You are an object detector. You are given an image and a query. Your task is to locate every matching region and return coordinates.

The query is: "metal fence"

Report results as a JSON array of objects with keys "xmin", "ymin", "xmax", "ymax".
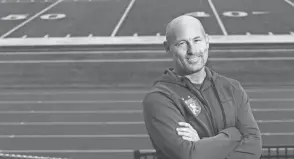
[{"xmin": 134, "ymin": 145, "xmax": 294, "ymax": 159}]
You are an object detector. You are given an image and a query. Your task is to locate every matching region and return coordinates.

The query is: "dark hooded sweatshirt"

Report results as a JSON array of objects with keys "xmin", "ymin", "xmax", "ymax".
[{"xmin": 142, "ymin": 67, "xmax": 262, "ymax": 159}]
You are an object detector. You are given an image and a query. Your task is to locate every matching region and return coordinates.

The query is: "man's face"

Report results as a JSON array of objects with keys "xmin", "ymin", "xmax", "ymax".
[{"xmin": 165, "ymin": 18, "xmax": 209, "ymax": 75}]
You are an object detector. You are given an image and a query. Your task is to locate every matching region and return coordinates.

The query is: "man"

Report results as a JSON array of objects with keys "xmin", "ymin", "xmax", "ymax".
[{"xmin": 142, "ymin": 14, "xmax": 262, "ymax": 159}]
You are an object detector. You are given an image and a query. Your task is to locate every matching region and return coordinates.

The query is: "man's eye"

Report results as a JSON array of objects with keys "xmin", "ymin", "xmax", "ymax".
[{"xmin": 177, "ymin": 42, "xmax": 186, "ymax": 46}]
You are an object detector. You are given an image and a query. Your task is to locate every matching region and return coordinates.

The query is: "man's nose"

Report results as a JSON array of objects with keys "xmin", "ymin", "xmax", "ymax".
[{"xmin": 187, "ymin": 43, "xmax": 199, "ymax": 55}]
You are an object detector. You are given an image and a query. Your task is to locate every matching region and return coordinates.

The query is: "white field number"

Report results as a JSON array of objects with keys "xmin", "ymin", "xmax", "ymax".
[{"xmin": 1, "ymin": 13, "xmax": 66, "ymax": 20}]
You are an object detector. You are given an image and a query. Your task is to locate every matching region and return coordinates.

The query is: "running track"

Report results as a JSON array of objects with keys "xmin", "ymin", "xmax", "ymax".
[
  {"xmin": 0, "ymin": 87, "xmax": 293, "ymax": 159},
  {"xmin": 0, "ymin": 44, "xmax": 293, "ymax": 159}
]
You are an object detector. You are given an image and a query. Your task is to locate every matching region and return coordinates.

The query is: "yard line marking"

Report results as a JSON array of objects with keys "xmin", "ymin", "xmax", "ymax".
[
  {"xmin": 207, "ymin": 0, "xmax": 228, "ymax": 35},
  {"xmin": 65, "ymin": 34, "xmax": 71, "ymax": 38},
  {"xmin": 0, "ymin": 121, "xmax": 145, "ymax": 125},
  {"xmin": 21, "ymin": 35, "xmax": 27, "ymax": 39},
  {"xmin": 0, "ymin": 0, "xmax": 64, "ymax": 38},
  {"xmin": 268, "ymin": 32, "xmax": 274, "ymax": 35},
  {"xmin": 1, "ymin": 48, "xmax": 294, "ymax": 55},
  {"xmin": 44, "ymin": 34, "xmax": 49, "ymax": 38},
  {"xmin": 290, "ymin": 32, "xmax": 294, "ymax": 35},
  {"xmin": 0, "ymin": 110, "xmax": 142, "ymax": 114},
  {"xmin": 284, "ymin": 0, "xmax": 294, "ymax": 7},
  {"xmin": 0, "ymin": 57, "xmax": 293, "ymax": 63},
  {"xmin": 133, "ymin": 33, "xmax": 138, "ymax": 36},
  {"xmin": 246, "ymin": 32, "xmax": 251, "ymax": 36},
  {"xmin": 111, "ymin": 0, "xmax": 136, "ymax": 36},
  {"xmin": 0, "ymin": 134, "xmax": 149, "ymax": 138}
]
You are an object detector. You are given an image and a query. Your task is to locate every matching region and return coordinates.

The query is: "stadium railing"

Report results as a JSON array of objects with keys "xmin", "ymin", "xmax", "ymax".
[{"xmin": 134, "ymin": 145, "xmax": 294, "ymax": 159}]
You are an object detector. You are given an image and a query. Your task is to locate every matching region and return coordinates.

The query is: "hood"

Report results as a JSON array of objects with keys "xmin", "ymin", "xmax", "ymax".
[{"xmin": 154, "ymin": 67, "xmax": 219, "ymax": 90}]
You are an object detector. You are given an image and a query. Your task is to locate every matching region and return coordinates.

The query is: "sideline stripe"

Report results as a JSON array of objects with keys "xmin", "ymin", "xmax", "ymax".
[
  {"xmin": 207, "ymin": 0, "xmax": 228, "ymax": 35},
  {"xmin": 111, "ymin": 0, "xmax": 136, "ymax": 36},
  {"xmin": 0, "ymin": 0, "xmax": 64, "ymax": 38},
  {"xmin": 0, "ymin": 57, "xmax": 292, "ymax": 63},
  {"xmin": 284, "ymin": 0, "xmax": 294, "ymax": 7},
  {"xmin": 1, "ymin": 35, "xmax": 294, "ymax": 46}
]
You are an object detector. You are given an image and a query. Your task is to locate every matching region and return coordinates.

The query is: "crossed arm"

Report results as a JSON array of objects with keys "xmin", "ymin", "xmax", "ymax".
[{"xmin": 143, "ymin": 87, "xmax": 262, "ymax": 159}]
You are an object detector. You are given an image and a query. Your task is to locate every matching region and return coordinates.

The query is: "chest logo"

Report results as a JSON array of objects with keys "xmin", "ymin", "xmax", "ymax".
[{"xmin": 182, "ymin": 96, "xmax": 201, "ymax": 116}]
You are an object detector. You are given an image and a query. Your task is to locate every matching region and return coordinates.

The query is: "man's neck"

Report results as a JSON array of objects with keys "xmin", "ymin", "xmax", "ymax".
[{"xmin": 185, "ymin": 68, "xmax": 206, "ymax": 84}]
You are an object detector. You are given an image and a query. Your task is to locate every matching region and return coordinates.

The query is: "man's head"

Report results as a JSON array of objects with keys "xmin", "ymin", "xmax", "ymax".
[{"xmin": 164, "ymin": 15, "xmax": 209, "ymax": 75}]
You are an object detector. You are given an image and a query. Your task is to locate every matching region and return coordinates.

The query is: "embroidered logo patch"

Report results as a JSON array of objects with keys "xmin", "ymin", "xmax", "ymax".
[{"xmin": 182, "ymin": 96, "xmax": 201, "ymax": 116}]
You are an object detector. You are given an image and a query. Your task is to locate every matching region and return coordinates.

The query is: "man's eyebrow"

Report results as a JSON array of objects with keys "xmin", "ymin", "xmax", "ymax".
[{"xmin": 193, "ymin": 36, "xmax": 201, "ymax": 39}]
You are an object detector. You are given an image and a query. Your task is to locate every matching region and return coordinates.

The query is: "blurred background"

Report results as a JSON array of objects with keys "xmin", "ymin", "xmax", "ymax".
[{"xmin": 0, "ymin": 0, "xmax": 294, "ymax": 158}]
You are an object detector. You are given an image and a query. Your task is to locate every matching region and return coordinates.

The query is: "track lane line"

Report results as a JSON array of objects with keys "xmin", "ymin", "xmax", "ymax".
[
  {"xmin": 0, "ymin": 0, "xmax": 64, "ymax": 38},
  {"xmin": 0, "ymin": 134, "xmax": 149, "ymax": 138},
  {"xmin": 0, "ymin": 120, "xmax": 292, "ymax": 125},
  {"xmin": 0, "ymin": 110, "xmax": 142, "ymax": 114},
  {"xmin": 0, "ymin": 87, "xmax": 294, "ymax": 95},
  {"xmin": 207, "ymin": 0, "xmax": 228, "ymax": 35},
  {"xmin": 1, "ymin": 48, "xmax": 294, "ymax": 55},
  {"xmin": 0, "ymin": 121, "xmax": 145, "ymax": 125},
  {"xmin": 0, "ymin": 98, "xmax": 293, "ymax": 104},
  {"xmin": 111, "ymin": 0, "xmax": 136, "ymax": 36},
  {"xmin": 0, "ymin": 57, "xmax": 293, "ymax": 63},
  {"xmin": 0, "ymin": 133, "xmax": 293, "ymax": 138}
]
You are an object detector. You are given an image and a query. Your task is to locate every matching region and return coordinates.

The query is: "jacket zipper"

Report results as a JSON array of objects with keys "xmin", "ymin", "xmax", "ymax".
[{"xmin": 183, "ymin": 78, "xmax": 218, "ymax": 135}]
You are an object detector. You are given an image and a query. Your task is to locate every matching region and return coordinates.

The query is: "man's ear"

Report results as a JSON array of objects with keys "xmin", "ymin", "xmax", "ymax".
[{"xmin": 163, "ymin": 41, "xmax": 170, "ymax": 52}]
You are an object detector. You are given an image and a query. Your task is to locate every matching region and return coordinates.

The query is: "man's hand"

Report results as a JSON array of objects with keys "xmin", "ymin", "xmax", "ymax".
[{"xmin": 177, "ymin": 122, "xmax": 200, "ymax": 142}]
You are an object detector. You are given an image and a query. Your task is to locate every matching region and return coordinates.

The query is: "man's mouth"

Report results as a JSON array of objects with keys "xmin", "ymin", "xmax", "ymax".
[{"xmin": 187, "ymin": 56, "xmax": 201, "ymax": 63}]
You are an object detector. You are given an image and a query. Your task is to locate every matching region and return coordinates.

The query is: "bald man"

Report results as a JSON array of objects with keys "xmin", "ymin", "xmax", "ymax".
[{"xmin": 142, "ymin": 14, "xmax": 262, "ymax": 159}]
